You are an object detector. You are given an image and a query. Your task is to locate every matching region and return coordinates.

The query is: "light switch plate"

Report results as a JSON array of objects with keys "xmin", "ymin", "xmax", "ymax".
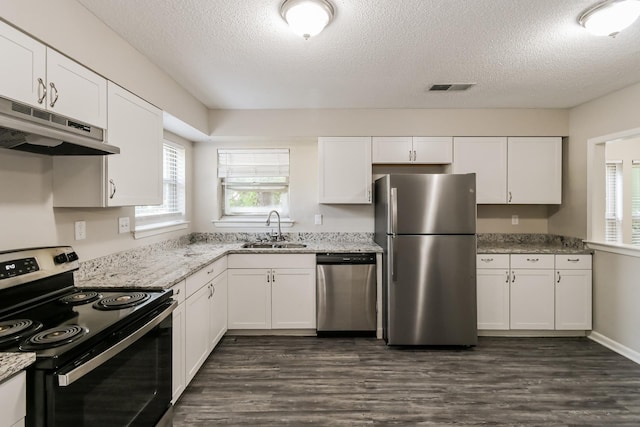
[
  {"xmin": 512, "ymin": 215, "xmax": 519, "ymax": 225},
  {"xmin": 118, "ymin": 217, "xmax": 130, "ymax": 234},
  {"xmin": 314, "ymin": 214, "xmax": 323, "ymax": 225}
]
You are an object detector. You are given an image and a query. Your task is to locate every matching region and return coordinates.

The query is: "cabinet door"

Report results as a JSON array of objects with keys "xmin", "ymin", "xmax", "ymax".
[
  {"xmin": 413, "ymin": 137, "xmax": 453, "ymax": 164},
  {"xmin": 318, "ymin": 137, "xmax": 372, "ymax": 204},
  {"xmin": 508, "ymin": 137, "xmax": 562, "ymax": 204},
  {"xmin": 209, "ymin": 272, "xmax": 228, "ymax": 350},
  {"xmin": 510, "ymin": 269, "xmax": 555, "ymax": 329},
  {"xmin": 271, "ymin": 268, "xmax": 316, "ymax": 329},
  {"xmin": 371, "ymin": 137, "xmax": 412, "ymax": 164},
  {"xmin": 555, "ymin": 269, "xmax": 592, "ymax": 330},
  {"xmin": 171, "ymin": 300, "xmax": 186, "ymax": 404},
  {"xmin": 453, "ymin": 137, "xmax": 507, "ymax": 204},
  {"xmin": 477, "ymin": 269, "xmax": 510, "ymax": 330},
  {"xmin": 0, "ymin": 371, "xmax": 26, "ymax": 427},
  {"xmin": 106, "ymin": 82, "xmax": 163, "ymax": 206},
  {"xmin": 227, "ymin": 269, "xmax": 271, "ymax": 329},
  {"xmin": 185, "ymin": 284, "xmax": 211, "ymax": 383},
  {"xmin": 0, "ymin": 21, "xmax": 46, "ymax": 108},
  {"xmin": 45, "ymin": 48, "xmax": 107, "ymax": 128}
]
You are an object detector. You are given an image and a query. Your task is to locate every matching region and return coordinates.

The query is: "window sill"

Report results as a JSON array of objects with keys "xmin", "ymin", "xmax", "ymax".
[
  {"xmin": 584, "ymin": 240, "xmax": 640, "ymax": 258},
  {"xmin": 134, "ymin": 220, "xmax": 189, "ymax": 239},
  {"xmin": 212, "ymin": 217, "xmax": 295, "ymax": 228}
]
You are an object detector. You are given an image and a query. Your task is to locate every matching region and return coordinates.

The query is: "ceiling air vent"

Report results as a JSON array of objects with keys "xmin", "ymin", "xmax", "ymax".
[{"xmin": 427, "ymin": 83, "xmax": 475, "ymax": 92}]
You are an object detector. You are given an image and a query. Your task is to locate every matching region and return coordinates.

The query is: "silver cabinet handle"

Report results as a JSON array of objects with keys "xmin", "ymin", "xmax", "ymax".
[
  {"xmin": 526, "ymin": 258, "xmax": 539, "ymax": 262},
  {"xmin": 58, "ymin": 300, "xmax": 176, "ymax": 386},
  {"xmin": 511, "ymin": 272, "xmax": 516, "ymax": 283},
  {"xmin": 557, "ymin": 271, "xmax": 561, "ymax": 283},
  {"xmin": 49, "ymin": 82, "xmax": 59, "ymax": 107},
  {"xmin": 175, "ymin": 288, "xmax": 180, "ymax": 295},
  {"xmin": 508, "ymin": 192, "xmax": 512, "ymax": 203},
  {"xmin": 37, "ymin": 78, "xmax": 47, "ymax": 104},
  {"xmin": 207, "ymin": 268, "xmax": 215, "ymax": 275},
  {"xmin": 266, "ymin": 271, "xmax": 270, "ymax": 283},
  {"xmin": 367, "ymin": 189, "xmax": 371, "ymax": 203},
  {"xmin": 109, "ymin": 179, "xmax": 116, "ymax": 199},
  {"xmin": 505, "ymin": 271, "xmax": 509, "ymax": 283},
  {"xmin": 409, "ymin": 150, "xmax": 412, "ymax": 161},
  {"xmin": 413, "ymin": 150, "xmax": 417, "ymax": 161},
  {"xmin": 480, "ymin": 258, "xmax": 494, "ymax": 262},
  {"xmin": 567, "ymin": 258, "xmax": 579, "ymax": 262},
  {"xmin": 272, "ymin": 271, "xmax": 276, "ymax": 283},
  {"xmin": 212, "ymin": 285, "xmax": 216, "ymax": 296}
]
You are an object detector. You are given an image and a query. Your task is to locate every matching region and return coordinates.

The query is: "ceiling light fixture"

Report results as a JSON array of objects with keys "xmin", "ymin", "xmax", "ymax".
[
  {"xmin": 578, "ymin": 0, "xmax": 640, "ymax": 37},
  {"xmin": 280, "ymin": 0, "xmax": 335, "ymax": 40}
]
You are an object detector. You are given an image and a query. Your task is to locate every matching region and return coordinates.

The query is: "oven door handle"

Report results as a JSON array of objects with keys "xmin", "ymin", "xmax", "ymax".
[{"xmin": 57, "ymin": 300, "xmax": 177, "ymax": 387}]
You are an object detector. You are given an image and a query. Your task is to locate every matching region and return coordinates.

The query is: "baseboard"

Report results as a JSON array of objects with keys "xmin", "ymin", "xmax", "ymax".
[
  {"xmin": 225, "ymin": 329, "xmax": 316, "ymax": 336},
  {"xmin": 588, "ymin": 331, "xmax": 640, "ymax": 365},
  {"xmin": 478, "ymin": 330, "xmax": 587, "ymax": 337}
]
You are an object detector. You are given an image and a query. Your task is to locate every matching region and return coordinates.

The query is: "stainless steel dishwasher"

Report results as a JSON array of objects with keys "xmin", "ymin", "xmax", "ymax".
[{"xmin": 316, "ymin": 253, "xmax": 376, "ymax": 334}]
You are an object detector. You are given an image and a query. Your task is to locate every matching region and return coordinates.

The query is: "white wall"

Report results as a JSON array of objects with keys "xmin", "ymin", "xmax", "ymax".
[
  {"xmin": 553, "ymin": 81, "xmax": 640, "ymax": 359},
  {"xmin": 0, "ymin": 0, "xmax": 208, "ymax": 134},
  {"xmin": 0, "ymin": 131, "xmax": 194, "ymax": 261}
]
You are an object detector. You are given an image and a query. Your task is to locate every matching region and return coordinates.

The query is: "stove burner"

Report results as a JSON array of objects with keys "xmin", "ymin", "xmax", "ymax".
[
  {"xmin": 93, "ymin": 292, "xmax": 151, "ymax": 310},
  {"xmin": 20, "ymin": 325, "xmax": 88, "ymax": 350},
  {"xmin": 0, "ymin": 319, "xmax": 43, "ymax": 346},
  {"xmin": 59, "ymin": 291, "xmax": 101, "ymax": 305}
]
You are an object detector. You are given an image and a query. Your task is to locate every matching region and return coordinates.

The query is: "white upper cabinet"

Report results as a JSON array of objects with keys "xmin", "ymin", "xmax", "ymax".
[
  {"xmin": 453, "ymin": 137, "xmax": 508, "ymax": 204},
  {"xmin": 0, "ymin": 21, "xmax": 107, "ymax": 128},
  {"xmin": 0, "ymin": 21, "xmax": 46, "ymax": 107},
  {"xmin": 453, "ymin": 136, "xmax": 562, "ymax": 204},
  {"xmin": 318, "ymin": 137, "xmax": 372, "ymax": 204},
  {"xmin": 53, "ymin": 82, "xmax": 162, "ymax": 207},
  {"xmin": 45, "ymin": 49, "xmax": 107, "ymax": 128},
  {"xmin": 372, "ymin": 137, "xmax": 452, "ymax": 164},
  {"xmin": 507, "ymin": 137, "xmax": 562, "ymax": 204}
]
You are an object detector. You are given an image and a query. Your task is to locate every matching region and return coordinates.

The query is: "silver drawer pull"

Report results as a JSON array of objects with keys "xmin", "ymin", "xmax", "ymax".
[
  {"xmin": 480, "ymin": 258, "xmax": 494, "ymax": 262},
  {"xmin": 526, "ymin": 258, "xmax": 539, "ymax": 262},
  {"xmin": 567, "ymin": 258, "xmax": 580, "ymax": 262}
]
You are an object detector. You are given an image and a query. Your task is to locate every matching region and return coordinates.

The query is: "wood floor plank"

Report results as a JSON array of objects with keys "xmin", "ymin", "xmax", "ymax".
[{"xmin": 174, "ymin": 336, "xmax": 640, "ymax": 425}]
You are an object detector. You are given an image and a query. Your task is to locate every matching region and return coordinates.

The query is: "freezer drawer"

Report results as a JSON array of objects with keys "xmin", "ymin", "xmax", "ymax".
[{"xmin": 316, "ymin": 254, "xmax": 376, "ymax": 332}]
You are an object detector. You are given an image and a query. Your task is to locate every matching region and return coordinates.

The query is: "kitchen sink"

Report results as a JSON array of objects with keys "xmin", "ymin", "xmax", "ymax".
[{"xmin": 242, "ymin": 242, "xmax": 307, "ymax": 249}]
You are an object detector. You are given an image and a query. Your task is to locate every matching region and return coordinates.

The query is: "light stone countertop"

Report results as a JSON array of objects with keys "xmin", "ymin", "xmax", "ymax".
[
  {"xmin": 75, "ymin": 240, "xmax": 383, "ymax": 290},
  {"xmin": 0, "ymin": 352, "xmax": 36, "ymax": 383},
  {"xmin": 477, "ymin": 243, "xmax": 593, "ymax": 254}
]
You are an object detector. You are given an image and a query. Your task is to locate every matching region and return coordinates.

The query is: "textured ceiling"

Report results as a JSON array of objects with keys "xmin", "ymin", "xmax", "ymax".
[{"xmin": 76, "ymin": 0, "xmax": 640, "ymax": 110}]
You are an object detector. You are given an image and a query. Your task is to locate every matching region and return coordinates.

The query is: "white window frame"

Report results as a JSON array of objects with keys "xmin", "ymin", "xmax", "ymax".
[
  {"xmin": 586, "ymin": 126, "xmax": 640, "ymax": 257},
  {"xmin": 605, "ymin": 160, "xmax": 622, "ymax": 243},
  {"xmin": 632, "ymin": 160, "xmax": 640, "ymax": 245},
  {"xmin": 134, "ymin": 140, "xmax": 188, "ymax": 238},
  {"xmin": 214, "ymin": 148, "xmax": 294, "ymax": 227}
]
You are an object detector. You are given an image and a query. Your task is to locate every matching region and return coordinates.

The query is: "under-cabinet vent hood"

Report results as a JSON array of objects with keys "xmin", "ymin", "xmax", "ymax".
[{"xmin": 0, "ymin": 96, "xmax": 119, "ymax": 156}]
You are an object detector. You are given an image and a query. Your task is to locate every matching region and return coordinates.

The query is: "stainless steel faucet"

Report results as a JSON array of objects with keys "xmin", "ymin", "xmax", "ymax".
[{"xmin": 266, "ymin": 210, "xmax": 283, "ymax": 241}]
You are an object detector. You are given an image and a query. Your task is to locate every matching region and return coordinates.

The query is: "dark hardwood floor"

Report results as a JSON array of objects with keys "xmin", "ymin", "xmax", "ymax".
[{"xmin": 173, "ymin": 336, "xmax": 640, "ymax": 425}]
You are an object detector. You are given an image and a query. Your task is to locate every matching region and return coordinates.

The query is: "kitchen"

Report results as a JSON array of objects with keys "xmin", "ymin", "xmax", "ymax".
[{"xmin": 1, "ymin": 0, "xmax": 640, "ymax": 425}]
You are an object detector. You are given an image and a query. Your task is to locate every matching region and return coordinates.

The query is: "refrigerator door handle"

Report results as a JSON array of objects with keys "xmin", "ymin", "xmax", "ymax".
[
  {"xmin": 391, "ymin": 235, "xmax": 398, "ymax": 282},
  {"xmin": 390, "ymin": 187, "xmax": 398, "ymax": 237}
]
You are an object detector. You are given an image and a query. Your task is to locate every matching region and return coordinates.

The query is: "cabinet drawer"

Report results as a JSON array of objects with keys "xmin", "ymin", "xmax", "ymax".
[
  {"xmin": 510, "ymin": 254, "xmax": 554, "ymax": 269},
  {"xmin": 228, "ymin": 254, "xmax": 315, "ymax": 269},
  {"xmin": 477, "ymin": 254, "xmax": 509, "ymax": 269},
  {"xmin": 186, "ymin": 256, "xmax": 227, "ymax": 297},
  {"xmin": 170, "ymin": 280, "xmax": 186, "ymax": 305},
  {"xmin": 555, "ymin": 254, "xmax": 592, "ymax": 270}
]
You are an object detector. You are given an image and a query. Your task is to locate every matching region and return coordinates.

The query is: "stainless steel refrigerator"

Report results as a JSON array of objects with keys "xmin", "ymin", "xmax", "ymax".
[{"xmin": 374, "ymin": 173, "xmax": 477, "ymax": 346}]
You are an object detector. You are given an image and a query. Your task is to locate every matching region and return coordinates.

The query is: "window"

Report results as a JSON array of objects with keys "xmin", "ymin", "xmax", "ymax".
[
  {"xmin": 136, "ymin": 141, "xmax": 186, "ymax": 228},
  {"xmin": 632, "ymin": 160, "xmax": 640, "ymax": 245},
  {"xmin": 218, "ymin": 149, "xmax": 290, "ymax": 218},
  {"xmin": 605, "ymin": 160, "xmax": 622, "ymax": 243}
]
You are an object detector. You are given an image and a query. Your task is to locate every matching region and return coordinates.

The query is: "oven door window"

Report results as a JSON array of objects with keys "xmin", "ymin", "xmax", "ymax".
[{"xmin": 47, "ymin": 316, "xmax": 171, "ymax": 427}]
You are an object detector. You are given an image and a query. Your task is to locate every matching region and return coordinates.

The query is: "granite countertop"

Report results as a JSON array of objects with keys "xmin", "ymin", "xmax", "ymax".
[
  {"xmin": 75, "ymin": 240, "xmax": 382, "ymax": 290},
  {"xmin": 0, "ymin": 352, "xmax": 36, "ymax": 383},
  {"xmin": 477, "ymin": 243, "xmax": 593, "ymax": 254}
]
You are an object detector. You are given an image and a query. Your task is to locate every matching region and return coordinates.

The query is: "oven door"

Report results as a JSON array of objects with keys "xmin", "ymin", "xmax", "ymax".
[{"xmin": 30, "ymin": 301, "xmax": 175, "ymax": 427}]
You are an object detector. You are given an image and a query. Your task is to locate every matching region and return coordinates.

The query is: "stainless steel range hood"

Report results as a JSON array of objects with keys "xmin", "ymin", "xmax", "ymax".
[{"xmin": 0, "ymin": 96, "xmax": 119, "ymax": 156}]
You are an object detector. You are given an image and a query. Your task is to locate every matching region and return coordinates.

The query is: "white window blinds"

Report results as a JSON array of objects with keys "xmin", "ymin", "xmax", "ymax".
[
  {"xmin": 632, "ymin": 160, "xmax": 640, "ymax": 246},
  {"xmin": 136, "ymin": 141, "xmax": 186, "ymax": 220},
  {"xmin": 605, "ymin": 161, "xmax": 622, "ymax": 243},
  {"xmin": 218, "ymin": 149, "xmax": 289, "ymax": 178}
]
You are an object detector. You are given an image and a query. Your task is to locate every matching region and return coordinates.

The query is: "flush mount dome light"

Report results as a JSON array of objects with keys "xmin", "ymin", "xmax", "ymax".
[
  {"xmin": 579, "ymin": 0, "xmax": 640, "ymax": 36},
  {"xmin": 280, "ymin": 0, "xmax": 335, "ymax": 39}
]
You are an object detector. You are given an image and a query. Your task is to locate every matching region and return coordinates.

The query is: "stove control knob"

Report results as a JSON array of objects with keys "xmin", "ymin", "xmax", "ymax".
[
  {"xmin": 66, "ymin": 252, "xmax": 79, "ymax": 262},
  {"xmin": 54, "ymin": 253, "xmax": 69, "ymax": 264}
]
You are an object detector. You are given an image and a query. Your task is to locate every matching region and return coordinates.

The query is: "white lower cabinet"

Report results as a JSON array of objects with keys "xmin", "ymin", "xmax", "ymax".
[
  {"xmin": 227, "ymin": 254, "xmax": 316, "ymax": 330},
  {"xmin": 477, "ymin": 253, "xmax": 592, "ymax": 332},
  {"xmin": 170, "ymin": 281, "xmax": 186, "ymax": 405},
  {"xmin": 0, "ymin": 371, "xmax": 26, "ymax": 427}
]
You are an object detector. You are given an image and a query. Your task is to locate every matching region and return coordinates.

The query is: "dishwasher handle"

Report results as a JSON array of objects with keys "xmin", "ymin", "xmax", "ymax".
[{"xmin": 316, "ymin": 253, "xmax": 376, "ymax": 265}]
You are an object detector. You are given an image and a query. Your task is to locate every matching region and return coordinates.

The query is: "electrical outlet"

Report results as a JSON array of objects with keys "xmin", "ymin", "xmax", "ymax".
[
  {"xmin": 314, "ymin": 214, "xmax": 323, "ymax": 225},
  {"xmin": 118, "ymin": 217, "xmax": 130, "ymax": 234},
  {"xmin": 512, "ymin": 215, "xmax": 519, "ymax": 225},
  {"xmin": 74, "ymin": 221, "xmax": 86, "ymax": 240}
]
